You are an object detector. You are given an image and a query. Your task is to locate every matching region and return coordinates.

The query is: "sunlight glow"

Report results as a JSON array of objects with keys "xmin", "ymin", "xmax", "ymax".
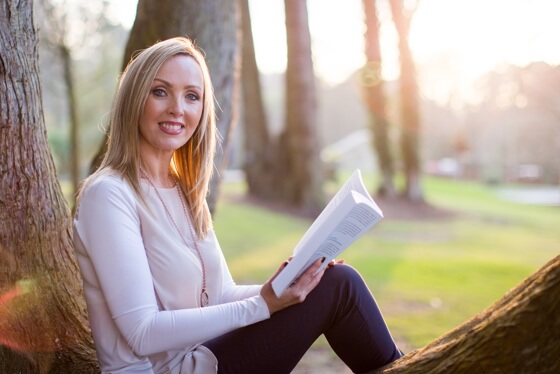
[
  {"xmin": 247, "ymin": 0, "xmax": 287, "ymax": 75},
  {"xmin": 307, "ymin": 0, "xmax": 367, "ymax": 85},
  {"xmin": 106, "ymin": 0, "xmax": 137, "ymax": 28},
  {"xmin": 0, "ymin": 279, "xmax": 38, "ymax": 352},
  {"xmin": 109, "ymin": 0, "xmax": 560, "ymax": 96},
  {"xmin": 411, "ymin": 0, "xmax": 560, "ymax": 104}
]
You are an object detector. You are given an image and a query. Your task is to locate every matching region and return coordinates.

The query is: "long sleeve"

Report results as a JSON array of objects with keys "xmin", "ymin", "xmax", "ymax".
[
  {"xmin": 218, "ymin": 250, "xmax": 263, "ymax": 303},
  {"xmin": 74, "ymin": 175, "xmax": 269, "ymax": 372}
]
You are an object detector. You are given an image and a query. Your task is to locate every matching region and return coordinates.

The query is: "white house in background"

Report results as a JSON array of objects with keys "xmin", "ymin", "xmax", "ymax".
[{"xmin": 320, "ymin": 129, "xmax": 377, "ymax": 174}]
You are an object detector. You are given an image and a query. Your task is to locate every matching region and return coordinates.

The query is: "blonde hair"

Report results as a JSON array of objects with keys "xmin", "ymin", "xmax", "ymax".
[{"xmin": 78, "ymin": 37, "xmax": 217, "ymax": 238}]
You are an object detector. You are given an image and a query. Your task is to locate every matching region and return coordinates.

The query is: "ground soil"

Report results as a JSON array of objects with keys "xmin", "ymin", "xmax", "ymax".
[
  {"xmin": 239, "ymin": 193, "xmax": 455, "ymax": 222},
  {"xmin": 293, "ymin": 346, "xmax": 352, "ymax": 373}
]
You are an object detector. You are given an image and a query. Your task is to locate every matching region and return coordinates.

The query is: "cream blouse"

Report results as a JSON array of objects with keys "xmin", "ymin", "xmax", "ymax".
[{"xmin": 73, "ymin": 174, "xmax": 270, "ymax": 373}]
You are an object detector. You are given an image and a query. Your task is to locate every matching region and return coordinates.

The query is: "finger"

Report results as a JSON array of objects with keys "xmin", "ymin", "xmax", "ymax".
[
  {"xmin": 328, "ymin": 259, "xmax": 345, "ymax": 268},
  {"xmin": 302, "ymin": 259, "xmax": 325, "ymax": 285},
  {"xmin": 270, "ymin": 260, "xmax": 289, "ymax": 281},
  {"xmin": 302, "ymin": 265, "xmax": 325, "ymax": 295}
]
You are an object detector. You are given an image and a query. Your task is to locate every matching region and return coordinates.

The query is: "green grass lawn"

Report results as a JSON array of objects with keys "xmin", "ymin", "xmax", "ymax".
[
  {"xmin": 214, "ymin": 175, "xmax": 559, "ymax": 351},
  {"xmin": 61, "ymin": 173, "xmax": 558, "ymax": 352}
]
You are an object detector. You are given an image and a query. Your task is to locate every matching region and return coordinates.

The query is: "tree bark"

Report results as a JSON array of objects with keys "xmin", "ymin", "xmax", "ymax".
[
  {"xmin": 388, "ymin": 0, "xmax": 423, "ymax": 202},
  {"xmin": 378, "ymin": 255, "xmax": 560, "ymax": 373},
  {"xmin": 0, "ymin": 0, "xmax": 97, "ymax": 372},
  {"xmin": 89, "ymin": 0, "xmax": 241, "ymax": 214},
  {"xmin": 61, "ymin": 45, "xmax": 80, "ymax": 206},
  {"xmin": 280, "ymin": 0, "xmax": 323, "ymax": 213},
  {"xmin": 2, "ymin": 1, "xmax": 558, "ymax": 372},
  {"xmin": 238, "ymin": 0, "xmax": 325, "ymax": 212},
  {"xmin": 362, "ymin": 0, "xmax": 396, "ymax": 198}
]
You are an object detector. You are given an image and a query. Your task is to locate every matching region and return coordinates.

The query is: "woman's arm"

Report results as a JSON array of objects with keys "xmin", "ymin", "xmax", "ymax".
[
  {"xmin": 218, "ymin": 248, "xmax": 263, "ymax": 303},
  {"xmin": 75, "ymin": 177, "xmax": 269, "ymax": 357}
]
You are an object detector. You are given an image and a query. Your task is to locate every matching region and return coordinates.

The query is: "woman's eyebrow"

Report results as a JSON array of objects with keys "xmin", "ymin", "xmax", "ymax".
[
  {"xmin": 153, "ymin": 77, "xmax": 172, "ymax": 86},
  {"xmin": 153, "ymin": 77, "xmax": 202, "ymax": 90}
]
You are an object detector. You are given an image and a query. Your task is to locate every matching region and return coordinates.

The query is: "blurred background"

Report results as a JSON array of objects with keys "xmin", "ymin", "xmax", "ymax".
[
  {"xmin": 34, "ymin": 0, "xmax": 559, "ymax": 371},
  {"xmin": 39, "ymin": 0, "xmax": 560, "ymax": 193}
]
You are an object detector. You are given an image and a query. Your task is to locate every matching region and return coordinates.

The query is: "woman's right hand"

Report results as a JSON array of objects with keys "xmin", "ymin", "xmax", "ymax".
[{"xmin": 260, "ymin": 258, "xmax": 326, "ymax": 314}]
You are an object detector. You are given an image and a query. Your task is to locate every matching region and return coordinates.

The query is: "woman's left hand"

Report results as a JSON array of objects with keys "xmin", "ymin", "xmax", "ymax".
[{"xmin": 260, "ymin": 258, "xmax": 325, "ymax": 315}]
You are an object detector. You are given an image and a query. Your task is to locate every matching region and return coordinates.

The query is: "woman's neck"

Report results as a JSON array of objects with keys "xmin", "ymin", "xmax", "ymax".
[{"xmin": 140, "ymin": 158, "xmax": 175, "ymax": 188}]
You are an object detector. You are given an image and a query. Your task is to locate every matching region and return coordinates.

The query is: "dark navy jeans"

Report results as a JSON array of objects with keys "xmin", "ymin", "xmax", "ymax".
[{"xmin": 203, "ymin": 264, "xmax": 403, "ymax": 373}]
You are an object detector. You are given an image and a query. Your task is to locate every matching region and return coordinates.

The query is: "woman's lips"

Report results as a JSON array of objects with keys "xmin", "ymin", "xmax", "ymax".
[{"xmin": 159, "ymin": 121, "xmax": 184, "ymax": 135}]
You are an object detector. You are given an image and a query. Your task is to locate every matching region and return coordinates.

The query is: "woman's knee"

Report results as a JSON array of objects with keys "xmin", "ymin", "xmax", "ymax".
[
  {"xmin": 322, "ymin": 263, "xmax": 364, "ymax": 286},
  {"xmin": 318, "ymin": 264, "xmax": 370, "ymax": 300}
]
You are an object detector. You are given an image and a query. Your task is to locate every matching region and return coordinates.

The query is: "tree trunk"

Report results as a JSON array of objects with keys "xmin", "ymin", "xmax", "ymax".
[
  {"xmin": 388, "ymin": 0, "xmax": 423, "ymax": 202},
  {"xmin": 61, "ymin": 45, "xmax": 80, "ymax": 206},
  {"xmin": 362, "ymin": 0, "xmax": 396, "ymax": 198},
  {"xmin": 240, "ymin": 0, "xmax": 279, "ymax": 199},
  {"xmin": 0, "ymin": 1, "xmax": 97, "ymax": 372},
  {"xmin": 35, "ymin": 0, "xmax": 89, "ymax": 206},
  {"xmin": 378, "ymin": 255, "xmax": 560, "ymax": 373},
  {"xmin": 239, "ymin": 0, "xmax": 325, "ymax": 212},
  {"xmin": 90, "ymin": 0, "xmax": 241, "ymax": 214},
  {"xmin": 280, "ymin": 0, "xmax": 323, "ymax": 213},
  {"xmin": 2, "ymin": 2, "xmax": 558, "ymax": 372}
]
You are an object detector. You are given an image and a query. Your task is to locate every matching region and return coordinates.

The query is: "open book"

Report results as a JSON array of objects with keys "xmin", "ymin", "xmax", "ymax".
[{"xmin": 271, "ymin": 169, "xmax": 383, "ymax": 297}]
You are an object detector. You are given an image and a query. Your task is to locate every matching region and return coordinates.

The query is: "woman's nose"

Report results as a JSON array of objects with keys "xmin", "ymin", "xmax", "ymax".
[{"xmin": 167, "ymin": 97, "xmax": 184, "ymax": 116}]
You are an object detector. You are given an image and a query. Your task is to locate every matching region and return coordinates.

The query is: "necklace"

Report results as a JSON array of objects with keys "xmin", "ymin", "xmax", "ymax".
[{"xmin": 140, "ymin": 168, "xmax": 209, "ymax": 307}]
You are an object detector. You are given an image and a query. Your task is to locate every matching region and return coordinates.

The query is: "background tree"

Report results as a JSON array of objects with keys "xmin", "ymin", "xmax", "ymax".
[
  {"xmin": 472, "ymin": 63, "xmax": 560, "ymax": 183},
  {"xmin": 240, "ymin": 0, "xmax": 277, "ymax": 199},
  {"xmin": 3, "ymin": 1, "xmax": 558, "ymax": 372},
  {"xmin": 389, "ymin": 0, "xmax": 424, "ymax": 201},
  {"xmin": 35, "ymin": 0, "xmax": 110, "ymax": 203},
  {"xmin": 239, "ymin": 0, "xmax": 323, "ymax": 212},
  {"xmin": 362, "ymin": 0, "xmax": 396, "ymax": 198},
  {"xmin": 279, "ymin": 0, "xmax": 324, "ymax": 213},
  {"xmin": 0, "ymin": 0, "xmax": 97, "ymax": 372},
  {"xmin": 89, "ymin": 0, "xmax": 240, "ymax": 214}
]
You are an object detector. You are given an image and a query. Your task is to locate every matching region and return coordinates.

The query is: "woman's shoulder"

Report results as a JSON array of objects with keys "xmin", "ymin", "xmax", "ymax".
[
  {"xmin": 83, "ymin": 171, "xmax": 130, "ymax": 197},
  {"xmin": 76, "ymin": 170, "xmax": 138, "ymax": 217},
  {"xmin": 75, "ymin": 170, "xmax": 144, "ymax": 227}
]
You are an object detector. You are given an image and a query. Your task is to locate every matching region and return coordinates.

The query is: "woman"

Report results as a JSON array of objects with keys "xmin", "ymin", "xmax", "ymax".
[{"xmin": 74, "ymin": 37, "xmax": 403, "ymax": 374}]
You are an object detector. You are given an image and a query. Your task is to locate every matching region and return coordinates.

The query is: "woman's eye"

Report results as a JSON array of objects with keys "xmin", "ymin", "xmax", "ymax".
[
  {"xmin": 187, "ymin": 93, "xmax": 199, "ymax": 101},
  {"xmin": 152, "ymin": 88, "xmax": 166, "ymax": 97}
]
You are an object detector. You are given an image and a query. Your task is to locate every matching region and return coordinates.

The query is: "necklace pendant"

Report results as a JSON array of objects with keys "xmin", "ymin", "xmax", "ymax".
[{"xmin": 201, "ymin": 289, "xmax": 209, "ymax": 307}]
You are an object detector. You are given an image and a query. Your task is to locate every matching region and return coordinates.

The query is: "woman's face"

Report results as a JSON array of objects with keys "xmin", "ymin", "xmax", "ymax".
[{"xmin": 139, "ymin": 54, "xmax": 204, "ymax": 159}]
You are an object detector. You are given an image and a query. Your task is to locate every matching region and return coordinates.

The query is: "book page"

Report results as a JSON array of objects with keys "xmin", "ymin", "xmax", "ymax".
[
  {"xmin": 271, "ymin": 170, "xmax": 384, "ymax": 296},
  {"xmin": 293, "ymin": 170, "xmax": 368, "ymax": 256},
  {"xmin": 294, "ymin": 193, "xmax": 382, "ymax": 278}
]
